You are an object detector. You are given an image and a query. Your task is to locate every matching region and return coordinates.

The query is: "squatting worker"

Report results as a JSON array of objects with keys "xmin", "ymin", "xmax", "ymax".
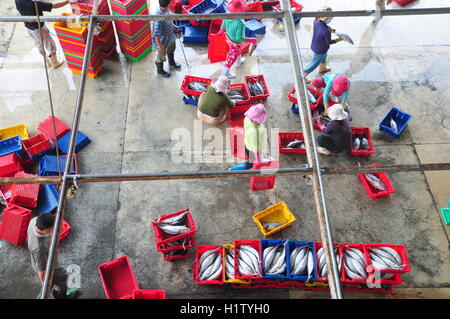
[
  {"xmin": 316, "ymin": 103, "xmax": 352, "ymax": 156},
  {"xmin": 303, "ymin": 6, "xmax": 343, "ymax": 83},
  {"xmin": 311, "ymin": 73, "xmax": 350, "ymax": 117},
  {"xmin": 197, "ymin": 76, "xmax": 236, "ymax": 125},
  {"xmin": 373, "ymin": 0, "xmax": 392, "ymax": 25},
  {"xmin": 15, "ymin": 0, "xmax": 69, "ymax": 69},
  {"xmin": 152, "ymin": 0, "xmax": 181, "ymax": 78},
  {"xmin": 219, "ymin": 0, "xmax": 257, "ymax": 79}
]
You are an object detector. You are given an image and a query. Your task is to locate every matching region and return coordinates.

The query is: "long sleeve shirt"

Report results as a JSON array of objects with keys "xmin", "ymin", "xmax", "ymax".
[
  {"xmin": 322, "ymin": 73, "xmax": 349, "ymax": 105},
  {"xmin": 244, "ymin": 117, "xmax": 267, "ymax": 153},
  {"xmin": 198, "ymin": 85, "xmax": 235, "ymax": 117},
  {"xmin": 221, "ymin": 19, "xmax": 246, "ymax": 43},
  {"xmin": 311, "ymin": 19, "xmax": 334, "ymax": 54},
  {"xmin": 323, "ymin": 118, "xmax": 352, "ymax": 153}
]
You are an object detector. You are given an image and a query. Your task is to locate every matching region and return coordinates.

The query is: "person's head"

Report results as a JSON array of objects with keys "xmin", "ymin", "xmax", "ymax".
[
  {"xmin": 318, "ymin": 6, "xmax": 333, "ymax": 24},
  {"xmin": 227, "ymin": 0, "xmax": 247, "ymax": 13},
  {"xmin": 159, "ymin": 0, "xmax": 171, "ymax": 11},
  {"xmin": 327, "ymin": 103, "xmax": 348, "ymax": 121},
  {"xmin": 244, "ymin": 103, "xmax": 267, "ymax": 125},
  {"xmin": 35, "ymin": 214, "xmax": 55, "ymax": 235},
  {"xmin": 212, "ymin": 76, "xmax": 230, "ymax": 94},
  {"xmin": 331, "ymin": 75, "xmax": 350, "ymax": 97}
]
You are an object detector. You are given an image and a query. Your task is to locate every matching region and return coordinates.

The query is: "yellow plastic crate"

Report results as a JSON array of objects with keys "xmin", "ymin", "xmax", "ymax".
[
  {"xmin": 54, "ymin": 12, "xmax": 88, "ymax": 34},
  {"xmin": 252, "ymin": 201, "xmax": 296, "ymax": 237},
  {"xmin": 223, "ymin": 244, "xmax": 250, "ymax": 284},
  {"xmin": 0, "ymin": 124, "xmax": 29, "ymax": 141}
]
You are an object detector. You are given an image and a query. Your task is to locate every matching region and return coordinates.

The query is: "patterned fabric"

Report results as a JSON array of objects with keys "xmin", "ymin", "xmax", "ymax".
[
  {"xmin": 224, "ymin": 37, "xmax": 241, "ymax": 68},
  {"xmin": 27, "ymin": 26, "xmax": 57, "ymax": 56},
  {"xmin": 152, "ymin": 8, "xmax": 176, "ymax": 49}
]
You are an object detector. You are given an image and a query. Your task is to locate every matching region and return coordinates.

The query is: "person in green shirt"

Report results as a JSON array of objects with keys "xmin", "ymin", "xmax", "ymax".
[{"xmin": 197, "ymin": 76, "xmax": 236, "ymax": 125}]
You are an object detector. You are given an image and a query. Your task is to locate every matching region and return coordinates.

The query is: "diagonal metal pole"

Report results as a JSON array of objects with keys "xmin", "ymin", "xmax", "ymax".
[
  {"xmin": 279, "ymin": 0, "xmax": 343, "ymax": 299},
  {"xmin": 40, "ymin": 0, "xmax": 100, "ymax": 299}
]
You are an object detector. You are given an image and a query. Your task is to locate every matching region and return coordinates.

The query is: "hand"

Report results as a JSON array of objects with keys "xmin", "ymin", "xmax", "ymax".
[
  {"xmin": 335, "ymin": 37, "xmax": 344, "ymax": 43},
  {"xmin": 387, "ymin": 0, "xmax": 393, "ymax": 5},
  {"xmin": 323, "ymin": 109, "xmax": 329, "ymax": 117},
  {"xmin": 331, "ymin": 28, "xmax": 336, "ymax": 33},
  {"xmin": 158, "ymin": 45, "xmax": 165, "ymax": 54}
]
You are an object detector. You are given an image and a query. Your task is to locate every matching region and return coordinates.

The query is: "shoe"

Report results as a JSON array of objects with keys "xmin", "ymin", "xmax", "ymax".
[
  {"xmin": 155, "ymin": 62, "xmax": 170, "ymax": 78},
  {"xmin": 317, "ymin": 147, "xmax": 331, "ymax": 156},
  {"xmin": 168, "ymin": 53, "xmax": 181, "ymax": 69},
  {"xmin": 49, "ymin": 53, "xmax": 64, "ymax": 69},
  {"xmin": 221, "ymin": 66, "xmax": 236, "ymax": 79},
  {"xmin": 236, "ymin": 56, "xmax": 245, "ymax": 67},
  {"xmin": 66, "ymin": 288, "xmax": 80, "ymax": 299},
  {"xmin": 318, "ymin": 64, "xmax": 331, "ymax": 74},
  {"xmin": 229, "ymin": 163, "xmax": 251, "ymax": 170}
]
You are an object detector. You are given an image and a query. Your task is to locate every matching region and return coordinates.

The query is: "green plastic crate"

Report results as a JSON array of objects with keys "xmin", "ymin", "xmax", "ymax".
[{"xmin": 440, "ymin": 208, "xmax": 450, "ymax": 226}]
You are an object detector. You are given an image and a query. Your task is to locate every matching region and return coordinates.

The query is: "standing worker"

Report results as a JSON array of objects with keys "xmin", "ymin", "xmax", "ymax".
[
  {"xmin": 153, "ymin": 0, "xmax": 181, "ymax": 78},
  {"xmin": 27, "ymin": 214, "xmax": 79, "ymax": 299},
  {"xmin": 219, "ymin": 0, "xmax": 256, "ymax": 79},
  {"xmin": 373, "ymin": 0, "xmax": 392, "ymax": 25},
  {"xmin": 303, "ymin": 6, "xmax": 343, "ymax": 83},
  {"xmin": 311, "ymin": 73, "xmax": 350, "ymax": 117},
  {"xmin": 15, "ymin": 0, "xmax": 69, "ymax": 69}
]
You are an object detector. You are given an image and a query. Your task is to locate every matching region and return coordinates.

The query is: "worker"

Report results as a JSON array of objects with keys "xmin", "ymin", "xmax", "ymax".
[
  {"xmin": 316, "ymin": 103, "xmax": 352, "ymax": 156},
  {"xmin": 27, "ymin": 214, "xmax": 79, "ymax": 299},
  {"xmin": 15, "ymin": 0, "xmax": 69, "ymax": 69},
  {"xmin": 303, "ymin": 6, "xmax": 343, "ymax": 83},
  {"xmin": 373, "ymin": 0, "xmax": 393, "ymax": 25},
  {"xmin": 311, "ymin": 73, "xmax": 350, "ymax": 117},
  {"xmin": 230, "ymin": 104, "xmax": 270, "ymax": 170},
  {"xmin": 219, "ymin": 0, "xmax": 257, "ymax": 79},
  {"xmin": 153, "ymin": 0, "xmax": 181, "ymax": 78},
  {"xmin": 197, "ymin": 76, "xmax": 236, "ymax": 125}
]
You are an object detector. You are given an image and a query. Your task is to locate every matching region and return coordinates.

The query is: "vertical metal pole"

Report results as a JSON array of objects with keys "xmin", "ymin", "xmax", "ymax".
[
  {"xmin": 279, "ymin": 0, "xmax": 343, "ymax": 299},
  {"xmin": 40, "ymin": 0, "xmax": 100, "ymax": 299}
]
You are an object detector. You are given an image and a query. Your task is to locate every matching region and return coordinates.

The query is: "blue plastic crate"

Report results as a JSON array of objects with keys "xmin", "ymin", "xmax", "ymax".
[
  {"xmin": 183, "ymin": 26, "xmax": 209, "ymax": 44},
  {"xmin": 291, "ymin": 103, "xmax": 299, "ymax": 115},
  {"xmin": 189, "ymin": 0, "xmax": 225, "ymax": 24},
  {"xmin": 286, "ymin": 241, "xmax": 317, "ymax": 281},
  {"xmin": 277, "ymin": 16, "xmax": 301, "ymax": 23},
  {"xmin": 37, "ymin": 184, "xmax": 59, "ymax": 215},
  {"xmin": 57, "ymin": 130, "xmax": 91, "ymax": 154},
  {"xmin": 260, "ymin": 240, "xmax": 290, "ymax": 280},
  {"xmin": 245, "ymin": 19, "xmax": 266, "ymax": 37},
  {"xmin": 39, "ymin": 155, "xmax": 76, "ymax": 176},
  {"xmin": 379, "ymin": 107, "xmax": 412, "ymax": 138},
  {"xmin": 182, "ymin": 95, "xmax": 198, "ymax": 106},
  {"xmin": 0, "ymin": 136, "xmax": 22, "ymax": 157}
]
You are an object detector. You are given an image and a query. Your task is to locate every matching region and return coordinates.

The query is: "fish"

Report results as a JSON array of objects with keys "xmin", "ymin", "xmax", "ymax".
[
  {"xmin": 306, "ymin": 90, "xmax": 317, "ymax": 104},
  {"xmin": 157, "ymin": 224, "xmax": 191, "ymax": 235},
  {"xmin": 198, "ymin": 248, "xmax": 220, "ymax": 268},
  {"xmin": 360, "ymin": 137, "xmax": 369, "ymax": 150},
  {"xmin": 225, "ymin": 248, "xmax": 235, "ymax": 279},
  {"xmin": 343, "ymin": 247, "xmax": 368, "ymax": 279},
  {"xmin": 267, "ymin": 243, "xmax": 286, "ymax": 274},
  {"xmin": 285, "ymin": 139, "xmax": 303, "ymax": 149},
  {"xmin": 166, "ymin": 238, "xmax": 188, "ymax": 248},
  {"xmin": 317, "ymin": 247, "xmax": 342, "ymax": 278},
  {"xmin": 166, "ymin": 248, "xmax": 188, "ymax": 257},
  {"xmin": 159, "ymin": 211, "xmax": 188, "ymax": 226},
  {"xmin": 188, "ymin": 81, "xmax": 208, "ymax": 92},
  {"xmin": 353, "ymin": 137, "xmax": 361, "ymax": 151},
  {"xmin": 335, "ymin": 32, "xmax": 354, "ymax": 45},
  {"xmin": 237, "ymin": 246, "xmax": 261, "ymax": 276},
  {"xmin": 390, "ymin": 117, "xmax": 398, "ymax": 132},
  {"xmin": 364, "ymin": 173, "xmax": 387, "ymax": 191},
  {"xmin": 306, "ymin": 250, "xmax": 314, "ymax": 281},
  {"xmin": 199, "ymin": 251, "xmax": 222, "ymax": 281},
  {"xmin": 262, "ymin": 222, "xmax": 282, "ymax": 231},
  {"xmin": 291, "ymin": 246, "xmax": 309, "ymax": 276},
  {"xmin": 369, "ymin": 247, "xmax": 404, "ymax": 270}
]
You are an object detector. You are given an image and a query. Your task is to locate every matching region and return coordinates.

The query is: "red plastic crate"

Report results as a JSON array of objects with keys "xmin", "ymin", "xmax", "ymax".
[
  {"xmin": 246, "ymin": 75, "xmax": 269, "ymax": 101},
  {"xmin": 367, "ymin": 271, "xmax": 402, "ymax": 286},
  {"xmin": 59, "ymin": 218, "xmax": 71, "ymax": 241},
  {"xmin": 261, "ymin": 1, "xmax": 279, "ymax": 10},
  {"xmin": 0, "ymin": 204, "xmax": 32, "ymax": 246},
  {"xmin": 229, "ymin": 83, "xmax": 251, "ymax": 106},
  {"xmin": 98, "ymin": 255, "xmax": 139, "ymax": 299},
  {"xmin": 208, "ymin": 19, "xmax": 221, "ymax": 40},
  {"xmin": 132, "ymin": 289, "xmax": 167, "ymax": 299},
  {"xmin": 0, "ymin": 153, "xmax": 23, "ymax": 177},
  {"xmin": 22, "ymin": 133, "xmax": 52, "ymax": 158},
  {"xmin": 234, "ymin": 240, "xmax": 262, "ymax": 280},
  {"xmin": 227, "ymin": 127, "xmax": 248, "ymax": 160},
  {"xmin": 350, "ymin": 127, "xmax": 374, "ymax": 156},
  {"xmin": 358, "ymin": 163, "xmax": 395, "ymax": 199},
  {"xmin": 163, "ymin": 249, "xmax": 190, "ymax": 261},
  {"xmin": 180, "ymin": 76, "xmax": 212, "ymax": 97},
  {"xmin": 10, "ymin": 171, "xmax": 40, "ymax": 208},
  {"xmin": 313, "ymin": 242, "xmax": 344, "ymax": 282},
  {"xmin": 151, "ymin": 209, "xmax": 197, "ymax": 245},
  {"xmin": 157, "ymin": 234, "xmax": 196, "ymax": 253},
  {"xmin": 278, "ymin": 132, "xmax": 306, "ymax": 154},
  {"xmin": 207, "ymin": 33, "xmax": 227, "ymax": 63},
  {"xmin": 194, "ymin": 245, "xmax": 224, "ymax": 285},
  {"xmin": 0, "ymin": 184, "xmax": 13, "ymax": 206},
  {"xmin": 363, "ymin": 243, "xmax": 410, "ymax": 274},
  {"xmin": 38, "ymin": 116, "xmax": 71, "ymax": 143},
  {"xmin": 249, "ymin": 160, "xmax": 279, "ymax": 191},
  {"xmin": 288, "ymin": 86, "xmax": 323, "ymax": 110},
  {"xmin": 393, "ymin": 0, "xmax": 416, "ymax": 6},
  {"xmin": 245, "ymin": 2, "xmax": 263, "ymax": 21},
  {"xmin": 241, "ymin": 41, "xmax": 251, "ymax": 56},
  {"xmin": 227, "ymin": 105, "xmax": 252, "ymax": 127},
  {"xmin": 339, "ymin": 244, "xmax": 369, "ymax": 285},
  {"xmin": 182, "ymin": 5, "xmax": 210, "ymax": 27},
  {"xmin": 312, "ymin": 100, "xmax": 339, "ymax": 132}
]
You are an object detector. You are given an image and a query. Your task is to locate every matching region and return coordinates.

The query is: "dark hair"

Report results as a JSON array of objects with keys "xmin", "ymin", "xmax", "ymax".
[
  {"xmin": 36, "ymin": 214, "xmax": 55, "ymax": 231},
  {"xmin": 159, "ymin": 0, "xmax": 171, "ymax": 8}
]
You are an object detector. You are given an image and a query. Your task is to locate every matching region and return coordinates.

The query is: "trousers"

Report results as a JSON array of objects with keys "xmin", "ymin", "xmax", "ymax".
[
  {"xmin": 27, "ymin": 26, "xmax": 57, "ymax": 56},
  {"xmin": 156, "ymin": 41, "xmax": 176, "ymax": 63}
]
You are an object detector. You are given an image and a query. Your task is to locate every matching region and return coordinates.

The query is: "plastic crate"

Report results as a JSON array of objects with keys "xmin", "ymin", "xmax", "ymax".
[
  {"xmin": 157, "ymin": 233, "xmax": 196, "ymax": 253},
  {"xmin": 180, "ymin": 76, "xmax": 212, "ymax": 97},
  {"xmin": 227, "ymin": 127, "xmax": 248, "ymax": 160},
  {"xmin": 246, "ymin": 75, "xmax": 269, "ymax": 102},
  {"xmin": 183, "ymin": 25, "xmax": 209, "ymax": 44},
  {"xmin": 339, "ymin": 244, "xmax": 369, "ymax": 284},
  {"xmin": 37, "ymin": 184, "xmax": 60, "ymax": 215},
  {"xmin": 440, "ymin": 208, "xmax": 450, "ymax": 226},
  {"xmin": 379, "ymin": 107, "xmax": 412, "ymax": 138},
  {"xmin": 286, "ymin": 241, "xmax": 317, "ymax": 281},
  {"xmin": 0, "ymin": 124, "xmax": 29, "ymax": 141},
  {"xmin": 56, "ymin": 130, "xmax": 91, "ymax": 154},
  {"xmin": 350, "ymin": 127, "xmax": 374, "ymax": 156},
  {"xmin": 151, "ymin": 209, "xmax": 197, "ymax": 245},
  {"xmin": 252, "ymin": 202, "xmax": 296, "ymax": 237},
  {"xmin": 358, "ymin": 163, "xmax": 395, "ymax": 199},
  {"xmin": 182, "ymin": 5, "xmax": 210, "ymax": 27},
  {"xmin": 22, "ymin": 133, "xmax": 53, "ymax": 161},
  {"xmin": 55, "ymin": 215, "xmax": 71, "ymax": 241},
  {"xmin": 207, "ymin": 33, "xmax": 227, "ymax": 63},
  {"xmin": 288, "ymin": 86, "xmax": 323, "ymax": 110},
  {"xmin": 38, "ymin": 116, "xmax": 71, "ymax": 142},
  {"xmin": 188, "ymin": 0, "xmax": 226, "ymax": 25},
  {"xmin": 313, "ymin": 242, "xmax": 343, "ymax": 282},
  {"xmin": 273, "ymin": 0, "xmax": 303, "ymax": 23},
  {"xmin": 228, "ymin": 83, "xmax": 251, "ymax": 106},
  {"xmin": 278, "ymin": 132, "xmax": 306, "ymax": 154},
  {"xmin": 0, "ymin": 153, "xmax": 23, "ymax": 177},
  {"xmin": 260, "ymin": 240, "xmax": 290, "ymax": 279},
  {"xmin": 223, "ymin": 244, "xmax": 251, "ymax": 284},
  {"xmin": 249, "ymin": 160, "xmax": 279, "ymax": 191},
  {"xmin": 39, "ymin": 155, "xmax": 78, "ymax": 176},
  {"xmin": 245, "ymin": 2, "xmax": 263, "ymax": 21},
  {"xmin": 261, "ymin": 0, "xmax": 279, "ymax": 10},
  {"xmin": 0, "ymin": 204, "xmax": 32, "ymax": 246},
  {"xmin": 363, "ymin": 243, "xmax": 410, "ymax": 274},
  {"xmin": 10, "ymin": 171, "xmax": 40, "ymax": 208},
  {"xmin": 98, "ymin": 255, "xmax": 139, "ymax": 299},
  {"xmin": 227, "ymin": 105, "xmax": 252, "ymax": 127},
  {"xmin": 245, "ymin": 19, "xmax": 266, "ymax": 37},
  {"xmin": 0, "ymin": 136, "xmax": 22, "ymax": 157},
  {"xmin": 0, "ymin": 184, "xmax": 13, "ymax": 206},
  {"xmin": 163, "ymin": 248, "xmax": 190, "ymax": 261},
  {"xmin": 132, "ymin": 289, "xmax": 167, "ymax": 299},
  {"xmin": 367, "ymin": 271, "xmax": 402, "ymax": 286},
  {"xmin": 182, "ymin": 95, "xmax": 199, "ymax": 106},
  {"xmin": 234, "ymin": 240, "xmax": 262, "ymax": 280},
  {"xmin": 393, "ymin": 0, "xmax": 416, "ymax": 6},
  {"xmin": 194, "ymin": 245, "xmax": 224, "ymax": 285}
]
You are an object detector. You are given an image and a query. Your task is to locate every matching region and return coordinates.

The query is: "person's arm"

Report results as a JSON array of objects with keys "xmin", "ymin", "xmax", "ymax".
[
  {"xmin": 38, "ymin": 270, "xmax": 46, "ymax": 284},
  {"xmin": 155, "ymin": 36, "xmax": 164, "ymax": 51},
  {"xmin": 341, "ymin": 90, "xmax": 349, "ymax": 104},
  {"xmin": 52, "ymin": 1, "xmax": 69, "ymax": 9},
  {"xmin": 153, "ymin": 21, "xmax": 164, "ymax": 51},
  {"xmin": 223, "ymin": 95, "xmax": 235, "ymax": 108},
  {"xmin": 323, "ymin": 78, "xmax": 334, "ymax": 112},
  {"xmin": 323, "ymin": 120, "xmax": 334, "ymax": 135}
]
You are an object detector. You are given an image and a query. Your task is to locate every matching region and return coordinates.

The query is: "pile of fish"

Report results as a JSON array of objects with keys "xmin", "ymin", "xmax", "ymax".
[
  {"xmin": 247, "ymin": 80, "xmax": 265, "ymax": 97},
  {"xmin": 284, "ymin": 139, "xmax": 305, "ymax": 150},
  {"xmin": 166, "ymin": 248, "xmax": 188, "ymax": 257},
  {"xmin": 343, "ymin": 247, "xmax": 368, "ymax": 280},
  {"xmin": 227, "ymin": 89, "xmax": 247, "ymax": 102},
  {"xmin": 317, "ymin": 247, "xmax": 342, "ymax": 278},
  {"xmin": 165, "ymin": 238, "xmax": 190, "ymax": 249},
  {"xmin": 184, "ymin": 94, "xmax": 199, "ymax": 101},
  {"xmin": 369, "ymin": 246, "xmax": 404, "ymax": 271},
  {"xmin": 263, "ymin": 242, "xmax": 287, "ymax": 275},
  {"xmin": 364, "ymin": 173, "xmax": 387, "ymax": 191},
  {"xmin": 187, "ymin": 81, "xmax": 208, "ymax": 93},
  {"xmin": 262, "ymin": 222, "xmax": 283, "ymax": 232},
  {"xmin": 197, "ymin": 248, "xmax": 223, "ymax": 281},
  {"xmin": 236, "ymin": 245, "xmax": 261, "ymax": 276},
  {"xmin": 390, "ymin": 116, "xmax": 398, "ymax": 133},
  {"xmin": 289, "ymin": 245, "xmax": 315, "ymax": 281},
  {"xmin": 224, "ymin": 247, "xmax": 236, "ymax": 280},
  {"xmin": 352, "ymin": 135, "xmax": 370, "ymax": 151},
  {"xmin": 289, "ymin": 90, "xmax": 317, "ymax": 104},
  {"xmin": 154, "ymin": 211, "xmax": 191, "ymax": 236}
]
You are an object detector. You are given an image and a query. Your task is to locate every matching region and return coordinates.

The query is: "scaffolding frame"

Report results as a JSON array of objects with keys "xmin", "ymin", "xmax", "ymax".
[{"xmin": 0, "ymin": 2, "xmax": 449, "ymax": 299}]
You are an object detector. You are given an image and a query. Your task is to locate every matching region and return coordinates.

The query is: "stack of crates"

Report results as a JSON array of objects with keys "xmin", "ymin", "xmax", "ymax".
[
  {"xmin": 0, "ymin": 205, "xmax": 32, "ymax": 246},
  {"xmin": 54, "ymin": 12, "xmax": 104, "ymax": 78},
  {"xmin": 37, "ymin": 116, "xmax": 71, "ymax": 143},
  {"xmin": 151, "ymin": 209, "xmax": 197, "ymax": 261},
  {"xmin": 22, "ymin": 133, "xmax": 53, "ymax": 162},
  {"xmin": 10, "ymin": 171, "xmax": 40, "ymax": 208},
  {"xmin": 110, "ymin": 0, "xmax": 152, "ymax": 62}
]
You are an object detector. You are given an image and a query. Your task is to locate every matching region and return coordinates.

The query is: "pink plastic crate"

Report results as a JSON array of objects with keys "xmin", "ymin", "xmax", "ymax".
[
  {"xmin": 234, "ymin": 240, "xmax": 262, "ymax": 280},
  {"xmin": 229, "ymin": 83, "xmax": 251, "ymax": 106},
  {"xmin": 363, "ymin": 243, "xmax": 410, "ymax": 274},
  {"xmin": 194, "ymin": 245, "xmax": 224, "ymax": 285},
  {"xmin": 339, "ymin": 244, "xmax": 369, "ymax": 285},
  {"xmin": 0, "ymin": 204, "xmax": 32, "ymax": 246},
  {"xmin": 98, "ymin": 255, "xmax": 139, "ymax": 299},
  {"xmin": 227, "ymin": 127, "xmax": 248, "ymax": 160},
  {"xmin": 246, "ymin": 75, "xmax": 269, "ymax": 101},
  {"xmin": 227, "ymin": 105, "xmax": 252, "ymax": 127},
  {"xmin": 38, "ymin": 116, "xmax": 71, "ymax": 143},
  {"xmin": 249, "ymin": 160, "xmax": 279, "ymax": 191},
  {"xmin": 0, "ymin": 153, "xmax": 23, "ymax": 177},
  {"xmin": 278, "ymin": 132, "xmax": 306, "ymax": 154},
  {"xmin": 10, "ymin": 171, "xmax": 40, "ymax": 208},
  {"xmin": 132, "ymin": 289, "xmax": 167, "ymax": 299},
  {"xmin": 358, "ymin": 163, "xmax": 395, "ymax": 199},
  {"xmin": 22, "ymin": 133, "xmax": 52, "ymax": 158},
  {"xmin": 350, "ymin": 127, "xmax": 374, "ymax": 156},
  {"xmin": 151, "ymin": 209, "xmax": 197, "ymax": 245},
  {"xmin": 180, "ymin": 76, "xmax": 212, "ymax": 97}
]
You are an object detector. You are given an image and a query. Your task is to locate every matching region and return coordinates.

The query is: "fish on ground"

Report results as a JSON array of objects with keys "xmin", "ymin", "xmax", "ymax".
[{"xmin": 364, "ymin": 173, "xmax": 387, "ymax": 191}]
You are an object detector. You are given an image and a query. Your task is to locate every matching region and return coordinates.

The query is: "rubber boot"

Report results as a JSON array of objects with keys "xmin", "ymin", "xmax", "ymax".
[
  {"xmin": 229, "ymin": 162, "xmax": 252, "ymax": 170},
  {"xmin": 49, "ymin": 53, "xmax": 64, "ymax": 69},
  {"xmin": 155, "ymin": 62, "xmax": 170, "ymax": 78},
  {"xmin": 318, "ymin": 63, "xmax": 331, "ymax": 74},
  {"xmin": 236, "ymin": 56, "xmax": 245, "ymax": 67},
  {"xmin": 168, "ymin": 53, "xmax": 181, "ymax": 69},
  {"xmin": 221, "ymin": 66, "xmax": 236, "ymax": 79}
]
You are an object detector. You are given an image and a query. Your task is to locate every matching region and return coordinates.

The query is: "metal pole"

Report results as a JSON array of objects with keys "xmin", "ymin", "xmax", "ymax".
[
  {"xmin": 40, "ymin": 0, "xmax": 100, "ymax": 299},
  {"xmin": 280, "ymin": 0, "xmax": 342, "ymax": 299}
]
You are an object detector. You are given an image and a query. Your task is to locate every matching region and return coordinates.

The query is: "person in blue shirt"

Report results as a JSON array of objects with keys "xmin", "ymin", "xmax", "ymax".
[{"xmin": 311, "ymin": 73, "xmax": 350, "ymax": 117}]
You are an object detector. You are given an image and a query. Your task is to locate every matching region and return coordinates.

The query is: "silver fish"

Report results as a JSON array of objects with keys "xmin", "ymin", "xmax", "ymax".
[
  {"xmin": 268, "ymin": 243, "xmax": 286, "ymax": 274},
  {"xmin": 157, "ymin": 224, "xmax": 190, "ymax": 235},
  {"xmin": 188, "ymin": 81, "xmax": 208, "ymax": 92},
  {"xmin": 263, "ymin": 246, "xmax": 277, "ymax": 271},
  {"xmin": 377, "ymin": 246, "xmax": 402, "ymax": 265},
  {"xmin": 364, "ymin": 173, "xmax": 387, "ymax": 191},
  {"xmin": 360, "ymin": 137, "xmax": 369, "ymax": 150},
  {"xmin": 160, "ymin": 211, "xmax": 188, "ymax": 225},
  {"xmin": 240, "ymin": 245, "xmax": 261, "ymax": 273},
  {"xmin": 238, "ymin": 247, "xmax": 260, "ymax": 275},
  {"xmin": 286, "ymin": 139, "xmax": 303, "ymax": 149},
  {"xmin": 390, "ymin": 117, "xmax": 398, "ymax": 132},
  {"xmin": 343, "ymin": 247, "xmax": 368, "ymax": 279},
  {"xmin": 369, "ymin": 248, "xmax": 404, "ymax": 270},
  {"xmin": 263, "ymin": 222, "xmax": 282, "ymax": 231},
  {"xmin": 306, "ymin": 250, "xmax": 314, "ymax": 281},
  {"xmin": 200, "ymin": 252, "xmax": 222, "ymax": 281},
  {"xmin": 353, "ymin": 137, "xmax": 360, "ymax": 151},
  {"xmin": 306, "ymin": 90, "xmax": 317, "ymax": 104},
  {"xmin": 292, "ymin": 247, "xmax": 308, "ymax": 276},
  {"xmin": 199, "ymin": 248, "xmax": 220, "ymax": 266}
]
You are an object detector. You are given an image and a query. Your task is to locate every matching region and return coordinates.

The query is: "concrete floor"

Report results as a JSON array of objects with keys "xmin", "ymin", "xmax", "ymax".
[{"xmin": 0, "ymin": 0, "xmax": 449, "ymax": 299}]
